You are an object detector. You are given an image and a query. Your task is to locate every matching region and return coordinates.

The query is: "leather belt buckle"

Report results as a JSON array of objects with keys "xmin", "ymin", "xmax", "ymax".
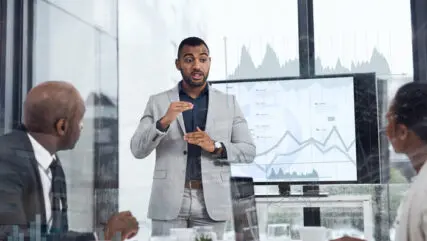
[{"xmin": 185, "ymin": 180, "xmax": 202, "ymax": 189}]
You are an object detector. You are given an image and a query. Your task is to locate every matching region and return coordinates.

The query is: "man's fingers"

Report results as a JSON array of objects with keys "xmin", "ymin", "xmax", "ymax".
[
  {"xmin": 185, "ymin": 132, "xmax": 205, "ymax": 138},
  {"xmin": 122, "ymin": 218, "xmax": 139, "ymax": 239},
  {"xmin": 173, "ymin": 102, "xmax": 193, "ymax": 109},
  {"xmin": 174, "ymin": 103, "xmax": 192, "ymax": 108},
  {"xmin": 125, "ymin": 230, "xmax": 137, "ymax": 239},
  {"xmin": 176, "ymin": 101, "xmax": 192, "ymax": 105},
  {"xmin": 185, "ymin": 138, "xmax": 199, "ymax": 145},
  {"xmin": 117, "ymin": 215, "xmax": 137, "ymax": 224},
  {"xmin": 185, "ymin": 134, "xmax": 202, "ymax": 139},
  {"xmin": 173, "ymin": 106, "xmax": 192, "ymax": 113},
  {"xmin": 124, "ymin": 225, "xmax": 139, "ymax": 239},
  {"xmin": 118, "ymin": 211, "xmax": 132, "ymax": 216},
  {"xmin": 184, "ymin": 136, "xmax": 203, "ymax": 143},
  {"xmin": 185, "ymin": 137, "xmax": 205, "ymax": 145}
]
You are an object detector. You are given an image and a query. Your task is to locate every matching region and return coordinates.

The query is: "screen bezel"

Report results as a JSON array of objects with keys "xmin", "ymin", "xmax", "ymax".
[{"xmin": 210, "ymin": 73, "xmax": 380, "ymax": 185}]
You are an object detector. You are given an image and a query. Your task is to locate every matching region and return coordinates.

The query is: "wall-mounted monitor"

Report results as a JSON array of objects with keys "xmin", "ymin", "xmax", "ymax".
[{"xmin": 210, "ymin": 73, "xmax": 380, "ymax": 184}]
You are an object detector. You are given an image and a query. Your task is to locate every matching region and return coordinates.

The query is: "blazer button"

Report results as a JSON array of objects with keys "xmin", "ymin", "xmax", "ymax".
[{"xmin": 183, "ymin": 151, "xmax": 187, "ymax": 155}]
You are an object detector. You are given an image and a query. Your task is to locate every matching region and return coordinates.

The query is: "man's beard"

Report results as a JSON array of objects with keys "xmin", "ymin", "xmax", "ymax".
[{"xmin": 182, "ymin": 71, "xmax": 209, "ymax": 87}]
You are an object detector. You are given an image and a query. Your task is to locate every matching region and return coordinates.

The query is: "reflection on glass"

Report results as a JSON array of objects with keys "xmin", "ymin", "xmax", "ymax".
[
  {"xmin": 169, "ymin": 228, "xmax": 195, "ymax": 241},
  {"xmin": 298, "ymin": 226, "xmax": 330, "ymax": 241},
  {"xmin": 149, "ymin": 236, "xmax": 178, "ymax": 241},
  {"xmin": 194, "ymin": 226, "xmax": 217, "ymax": 241},
  {"xmin": 33, "ymin": 0, "xmax": 119, "ymax": 231},
  {"xmin": 267, "ymin": 223, "xmax": 291, "ymax": 241}
]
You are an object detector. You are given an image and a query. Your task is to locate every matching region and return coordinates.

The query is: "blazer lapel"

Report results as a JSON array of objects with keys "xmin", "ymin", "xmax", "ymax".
[
  {"xmin": 167, "ymin": 86, "xmax": 186, "ymax": 134},
  {"xmin": 204, "ymin": 86, "xmax": 216, "ymax": 135},
  {"xmin": 12, "ymin": 130, "xmax": 48, "ymax": 229}
]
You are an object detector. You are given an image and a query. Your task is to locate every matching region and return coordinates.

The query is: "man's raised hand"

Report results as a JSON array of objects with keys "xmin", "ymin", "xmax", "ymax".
[{"xmin": 159, "ymin": 101, "xmax": 193, "ymax": 128}]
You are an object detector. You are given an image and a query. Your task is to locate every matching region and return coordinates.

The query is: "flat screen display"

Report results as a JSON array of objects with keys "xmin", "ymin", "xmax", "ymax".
[{"xmin": 212, "ymin": 75, "xmax": 365, "ymax": 183}]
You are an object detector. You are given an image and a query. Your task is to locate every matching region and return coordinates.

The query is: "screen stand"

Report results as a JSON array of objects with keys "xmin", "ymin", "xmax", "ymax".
[
  {"xmin": 275, "ymin": 184, "xmax": 327, "ymax": 226},
  {"xmin": 303, "ymin": 185, "xmax": 321, "ymax": 226},
  {"xmin": 278, "ymin": 183, "xmax": 291, "ymax": 196},
  {"xmin": 277, "ymin": 183, "xmax": 328, "ymax": 197}
]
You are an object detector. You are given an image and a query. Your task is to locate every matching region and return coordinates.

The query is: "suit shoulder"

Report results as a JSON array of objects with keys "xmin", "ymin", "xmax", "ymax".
[
  {"xmin": 0, "ymin": 132, "xmax": 20, "ymax": 155},
  {"xmin": 149, "ymin": 88, "xmax": 174, "ymax": 101},
  {"xmin": 0, "ymin": 131, "xmax": 32, "ymax": 165}
]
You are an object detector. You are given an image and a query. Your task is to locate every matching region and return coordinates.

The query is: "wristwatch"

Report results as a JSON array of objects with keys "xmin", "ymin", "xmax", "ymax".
[{"xmin": 212, "ymin": 141, "xmax": 222, "ymax": 154}]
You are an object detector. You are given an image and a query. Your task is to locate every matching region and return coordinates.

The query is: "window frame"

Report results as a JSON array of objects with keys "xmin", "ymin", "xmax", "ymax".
[
  {"xmin": 411, "ymin": 0, "xmax": 427, "ymax": 82},
  {"xmin": 0, "ymin": 0, "xmax": 33, "ymax": 134}
]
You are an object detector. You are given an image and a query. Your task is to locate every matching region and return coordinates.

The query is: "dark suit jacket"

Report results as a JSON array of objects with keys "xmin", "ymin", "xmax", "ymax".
[{"xmin": 0, "ymin": 128, "xmax": 95, "ymax": 241}]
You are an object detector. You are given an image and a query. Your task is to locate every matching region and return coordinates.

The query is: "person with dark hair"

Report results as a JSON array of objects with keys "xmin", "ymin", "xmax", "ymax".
[
  {"xmin": 177, "ymin": 36, "xmax": 210, "ymax": 60},
  {"xmin": 131, "ymin": 36, "xmax": 255, "ymax": 238},
  {"xmin": 0, "ymin": 81, "xmax": 139, "ymax": 241},
  {"xmin": 333, "ymin": 82, "xmax": 427, "ymax": 241}
]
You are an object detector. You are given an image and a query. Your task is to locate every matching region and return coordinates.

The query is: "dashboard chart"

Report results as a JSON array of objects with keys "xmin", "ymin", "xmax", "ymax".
[{"xmin": 212, "ymin": 77, "xmax": 358, "ymax": 182}]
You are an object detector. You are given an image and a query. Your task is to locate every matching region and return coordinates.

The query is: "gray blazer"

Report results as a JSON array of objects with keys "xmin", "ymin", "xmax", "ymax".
[{"xmin": 130, "ymin": 84, "xmax": 256, "ymax": 221}]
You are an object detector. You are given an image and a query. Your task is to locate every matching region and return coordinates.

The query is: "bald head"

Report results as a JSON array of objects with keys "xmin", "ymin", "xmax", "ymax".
[{"xmin": 23, "ymin": 81, "xmax": 85, "ymax": 134}]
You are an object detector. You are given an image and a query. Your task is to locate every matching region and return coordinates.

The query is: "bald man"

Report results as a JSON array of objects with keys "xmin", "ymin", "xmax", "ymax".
[{"xmin": 0, "ymin": 81, "xmax": 139, "ymax": 241}]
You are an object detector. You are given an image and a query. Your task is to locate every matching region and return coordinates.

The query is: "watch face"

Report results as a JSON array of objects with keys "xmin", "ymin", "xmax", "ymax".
[{"xmin": 215, "ymin": 142, "xmax": 222, "ymax": 148}]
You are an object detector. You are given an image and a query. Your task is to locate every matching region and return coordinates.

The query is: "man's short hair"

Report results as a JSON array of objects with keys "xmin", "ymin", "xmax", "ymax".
[{"xmin": 177, "ymin": 37, "xmax": 209, "ymax": 58}]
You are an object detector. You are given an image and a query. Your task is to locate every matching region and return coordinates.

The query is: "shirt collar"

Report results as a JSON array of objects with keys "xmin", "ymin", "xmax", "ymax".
[
  {"xmin": 178, "ymin": 80, "xmax": 209, "ymax": 96},
  {"xmin": 27, "ymin": 133, "xmax": 56, "ymax": 170},
  {"xmin": 409, "ymin": 160, "xmax": 427, "ymax": 183}
]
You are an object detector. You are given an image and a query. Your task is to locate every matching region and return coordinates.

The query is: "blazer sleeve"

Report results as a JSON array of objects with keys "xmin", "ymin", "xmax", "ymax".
[
  {"xmin": 0, "ymin": 155, "xmax": 95, "ymax": 241},
  {"xmin": 219, "ymin": 95, "xmax": 256, "ymax": 164},
  {"xmin": 0, "ymin": 153, "xmax": 28, "ymax": 241},
  {"xmin": 130, "ymin": 96, "xmax": 169, "ymax": 159}
]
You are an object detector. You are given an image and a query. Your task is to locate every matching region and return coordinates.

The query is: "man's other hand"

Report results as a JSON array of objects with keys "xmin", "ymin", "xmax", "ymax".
[
  {"xmin": 104, "ymin": 211, "xmax": 139, "ymax": 241},
  {"xmin": 184, "ymin": 127, "xmax": 215, "ymax": 152}
]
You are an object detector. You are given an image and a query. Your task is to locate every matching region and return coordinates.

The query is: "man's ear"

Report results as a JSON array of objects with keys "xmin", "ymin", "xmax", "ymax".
[
  {"xmin": 175, "ymin": 59, "xmax": 181, "ymax": 71},
  {"xmin": 397, "ymin": 124, "xmax": 409, "ymax": 140},
  {"xmin": 55, "ymin": 119, "xmax": 68, "ymax": 136}
]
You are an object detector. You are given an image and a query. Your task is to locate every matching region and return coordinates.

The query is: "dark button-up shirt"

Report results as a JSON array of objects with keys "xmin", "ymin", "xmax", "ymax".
[
  {"xmin": 179, "ymin": 82, "xmax": 209, "ymax": 180},
  {"xmin": 156, "ymin": 82, "xmax": 228, "ymax": 181}
]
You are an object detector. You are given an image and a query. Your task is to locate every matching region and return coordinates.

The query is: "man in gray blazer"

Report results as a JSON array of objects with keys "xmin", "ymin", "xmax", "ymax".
[{"xmin": 130, "ymin": 37, "xmax": 256, "ymax": 238}]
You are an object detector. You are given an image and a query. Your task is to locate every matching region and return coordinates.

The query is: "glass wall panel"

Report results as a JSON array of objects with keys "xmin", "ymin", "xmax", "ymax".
[
  {"xmin": 118, "ymin": 0, "xmax": 300, "ymax": 239},
  {"xmin": 313, "ymin": 1, "xmax": 413, "ymax": 240},
  {"xmin": 44, "ymin": 0, "xmax": 117, "ymax": 36},
  {"xmin": 33, "ymin": 0, "xmax": 118, "ymax": 231}
]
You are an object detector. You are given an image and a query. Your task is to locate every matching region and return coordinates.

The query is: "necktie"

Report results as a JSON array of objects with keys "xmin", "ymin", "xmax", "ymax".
[{"xmin": 49, "ymin": 159, "xmax": 68, "ymax": 234}]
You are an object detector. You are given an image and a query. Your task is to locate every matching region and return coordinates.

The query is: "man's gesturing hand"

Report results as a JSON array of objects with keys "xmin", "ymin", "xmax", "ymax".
[
  {"xmin": 104, "ymin": 211, "xmax": 139, "ymax": 241},
  {"xmin": 184, "ymin": 127, "xmax": 215, "ymax": 152},
  {"xmin": 159, "ymin": 101, "xmax": 193, "ymax": 128}
]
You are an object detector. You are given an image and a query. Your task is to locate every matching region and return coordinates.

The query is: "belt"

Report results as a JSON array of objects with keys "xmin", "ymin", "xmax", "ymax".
[{"xmin": 185, "ymin": 180, "xmax": 203, "ymax": 189}]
